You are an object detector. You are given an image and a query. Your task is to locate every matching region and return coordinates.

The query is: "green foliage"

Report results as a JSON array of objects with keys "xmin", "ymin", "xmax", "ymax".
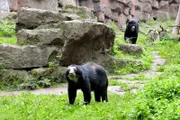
[
  {"xmin": 128, "ymin": 36, "xmax": 180, "ymax": 119},
  {"xmin": 0, "ymin": 75, "xmax": 24, "ymax": 90},
  {"xmin": 107, "ymin": 22, "xmax": 118, "ymax": 33},
  {"xmin": 0, "ymin": 63, "xmax": 5, "ymax": 72},
  {"xmin": 0, "ymin": 20, "xmax": 16, "ymax": 44},
  {"xmin": 0, "ymin": 20, "xmax": 15, "ymax": 37},
  {"xmin": 37, "ymin": 78, "xmax": 51, "ymax": 88},
  {"xmin": 48, "ymin": 60, "xmax": 59, "ymax": 71},
  {"xmin": 19, "ymin": 75, "xmax": 38, "ymax": 90},
  {"xmin": 130, "ymin": 78, "xmax": 180, "ymax": 119}
]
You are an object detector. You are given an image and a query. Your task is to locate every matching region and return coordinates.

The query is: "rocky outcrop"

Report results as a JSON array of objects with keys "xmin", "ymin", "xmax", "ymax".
[
  {"xmin": 7, "ymin": 7, "xmax": 114, "ymax": 69},
  {"xmin": 0, "ymin": 7, "xmax": 144, "ymax": 90},
  {"xmin": 17, "ymin": 20, "xmax": 115, "ymax": 66}
]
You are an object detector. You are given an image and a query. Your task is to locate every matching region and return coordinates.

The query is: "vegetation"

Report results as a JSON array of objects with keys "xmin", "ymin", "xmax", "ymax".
[
  {"xmin": 0, "ymin": 18, "xmax": 180, "ymax": 119},
  {"xmin": 0, "ymin": 20, "xmax": 17, "ymax": 44}
]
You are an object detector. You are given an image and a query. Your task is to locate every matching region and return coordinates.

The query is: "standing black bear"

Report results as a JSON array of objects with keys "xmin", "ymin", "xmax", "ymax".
[
  {"xmin": 65, "ymin": 62, "xmax": 108, "ymax": 105},
  {"xmin": 124, "ymin": 19, "xmax": 139, "ymax": 44}
]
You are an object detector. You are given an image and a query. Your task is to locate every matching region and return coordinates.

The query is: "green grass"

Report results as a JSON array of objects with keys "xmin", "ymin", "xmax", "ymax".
[
  {"xmin": 0, "ymin": 36, "xmax": 17, "ymax": 45},
  {"xmin": 0, "ymin": 92, "xmax": 136, "ymax": 120}
]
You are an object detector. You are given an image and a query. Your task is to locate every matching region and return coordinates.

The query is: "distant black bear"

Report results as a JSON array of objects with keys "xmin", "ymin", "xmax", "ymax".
[
  {"xmin": 124, "ymin": 19, "xmax": 139, "ymax": 44},
  {"xmin": 65, "ymin": 62, "xmax": 108, "ymax": 105}
]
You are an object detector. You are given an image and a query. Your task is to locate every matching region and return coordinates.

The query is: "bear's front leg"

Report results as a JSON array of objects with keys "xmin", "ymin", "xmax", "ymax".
[
  {"xmin": 81, "ymin": 83, "xmax": 91, "ymax": 105},
  {"xmin": 68, "ymin": 83, "xmax": 77, "ymax": 104}
]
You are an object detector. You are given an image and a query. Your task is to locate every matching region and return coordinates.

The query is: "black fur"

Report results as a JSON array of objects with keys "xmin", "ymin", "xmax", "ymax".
[
  {"xmin": 124, "ymin": 19, "xmax": 139, "ymax": 44},
  {"xmin": 65, "ymin": 62, "xmax": 108, "ymax": 105}
]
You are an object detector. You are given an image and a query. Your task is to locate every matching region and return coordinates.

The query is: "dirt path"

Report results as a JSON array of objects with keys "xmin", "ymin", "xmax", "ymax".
[
  {"xmin": 108, "ymin": 51, "xmax": 166, "ymax": 95},
  {"xmin": 0, "ymin": 51, "xmax": 166, "ymax": 96}
]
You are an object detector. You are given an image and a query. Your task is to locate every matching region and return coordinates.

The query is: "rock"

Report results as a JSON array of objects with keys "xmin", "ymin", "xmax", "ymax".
[
  {"xmin": 118, "ymin": 44, "xmax": 143, "ymax": 55},
  {"xmin": 93, "ymin": 2, "xmax": 101, "ymax": 12},
  {"xmin": 16, "ymin": 7, "xmax": 68, "ymax": 31},
  {"xmin": 0, "ymin": 44, "xmax": 59, "ymax": 69},
  {"xmin": 31, "ymin": 66, "xmax": 67, "ymax": 83},
  {"xmin": 16, "ymin": 29, "xmax": 65, "ymax": 46},
  {"xmin": 16, "ymin": 19, "xmax": 115, "ymax": 67},
  {"xmin": 59, "ymin": 5, "xmax": 97, "ymax": 21},
  {"xmin": 9, "ymin": 0, "xmax": 58, "ymax": 11},
  {"xmin": 95, "ymin": 12, "xmax": 105, "ymax": 22},
  {"xmin": 79, "ymin": 0, "xmax": 94, "ymax": 10},
  {"xmin": 58, "ymin": 0, "xmax": 78, "ymax": 7},
  {"xmin": 138, "ymin": 0, "xmax": 152, "ymax": 4},
  {"xmin": 0, "ymin": 69, "xmax": 29, "ymax": 82},
  {"xmin": 152, "ymin": 0, "xmax": 159, "ymax": 9},
  {"xmin": 141, "ymin": 3, "xmax": 152, "ymax": 13},
  {"xmin": 101, "ymin": 55, "xmax": 142, "ymax": 73},
  {"xmin": 135, "ymin": 11, "xmax": 150, "ymax": 21},
  {"xmin": 152, "ymin": 10, "xmax": 170, "ymax": 19},
  {"xmin": 169, "ymin": 4, "xmax": 179, "ymax": 19},
  {"xmin": 37, "ymin": 20, "xmax": 115, "ymax": 66},
  {"xmin": 59, "ymin": 21, "xmax": 115, "ymax": 66}
]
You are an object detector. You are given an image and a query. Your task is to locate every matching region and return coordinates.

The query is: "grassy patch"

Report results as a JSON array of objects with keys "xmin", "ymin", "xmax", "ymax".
[
  {"xmin": 0, "ymin": 93, "xmax": 136, "ymax": 120},
  {"xmin": 0, "ymin": 20, "xmax": 16, "ymax": 45},
  {"xmin": 0, "ymin": 36, "xmax": 17, "ymax": 45}
]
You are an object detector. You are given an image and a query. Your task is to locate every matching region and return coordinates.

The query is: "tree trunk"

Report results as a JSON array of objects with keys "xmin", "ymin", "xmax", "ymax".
[{"xmin": 172, "ymin": 4, "xmax": 180, "ymax": 35}]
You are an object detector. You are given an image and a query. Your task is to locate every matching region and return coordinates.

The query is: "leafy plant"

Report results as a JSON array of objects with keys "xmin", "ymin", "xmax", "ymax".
[
  {"xmin": 37, "ymin": 78, "xmax": 51, "ymax": 88},
  {"xmin": 48, "ymin": 60, "xmax": 59, "ymax": 71},
  {"xmin": 0, "ymin": 20, "xmax": 15, "ymax": 37}
]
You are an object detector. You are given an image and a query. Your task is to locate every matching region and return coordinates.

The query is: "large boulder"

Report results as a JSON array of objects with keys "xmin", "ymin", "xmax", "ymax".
[
  {"xmin": 17, "ymin": 20, "xmax": 115, "ymax": 66},
  {"xmin": 0, "ymin": 44, "xmax": 59, "ymax": 69},
  {"xmin": 16, "ymin": 29, "xmax": 64, "ymax": 45},
  {"xmin": 15, "ymin": 7, "xmax": 69, "ymax": 31}
]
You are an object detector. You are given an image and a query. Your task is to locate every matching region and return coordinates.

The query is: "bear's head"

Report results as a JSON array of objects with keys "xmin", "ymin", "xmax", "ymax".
[
  {"xmin": 128, "ymin": 20, "xmax": 138, "ymax": 32},
  {"xmin": 66, "ymin": 65, "xmax": 79, "ymax": 82}
]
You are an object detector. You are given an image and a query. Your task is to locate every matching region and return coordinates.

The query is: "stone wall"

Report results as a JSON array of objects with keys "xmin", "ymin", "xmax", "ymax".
[
  {"xmin": 77, "ymin": 0, "xmax": 180, "ymax": 27},
  {"xmin": 8, "ymin": 0, "xmax": 58, "ymax": 11},
  {"xmin": 7, "ymin": 0, "xmax": 180, "ymax": 27}
]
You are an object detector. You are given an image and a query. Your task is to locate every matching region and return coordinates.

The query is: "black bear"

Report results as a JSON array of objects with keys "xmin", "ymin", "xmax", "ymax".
[
  {"xmin": 65, "ymin": 62, "xmax": 108, "ymax": 105},
  {"xmin": 124, "ymin": 19, "xmax": 139, "ymax": 44}
]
